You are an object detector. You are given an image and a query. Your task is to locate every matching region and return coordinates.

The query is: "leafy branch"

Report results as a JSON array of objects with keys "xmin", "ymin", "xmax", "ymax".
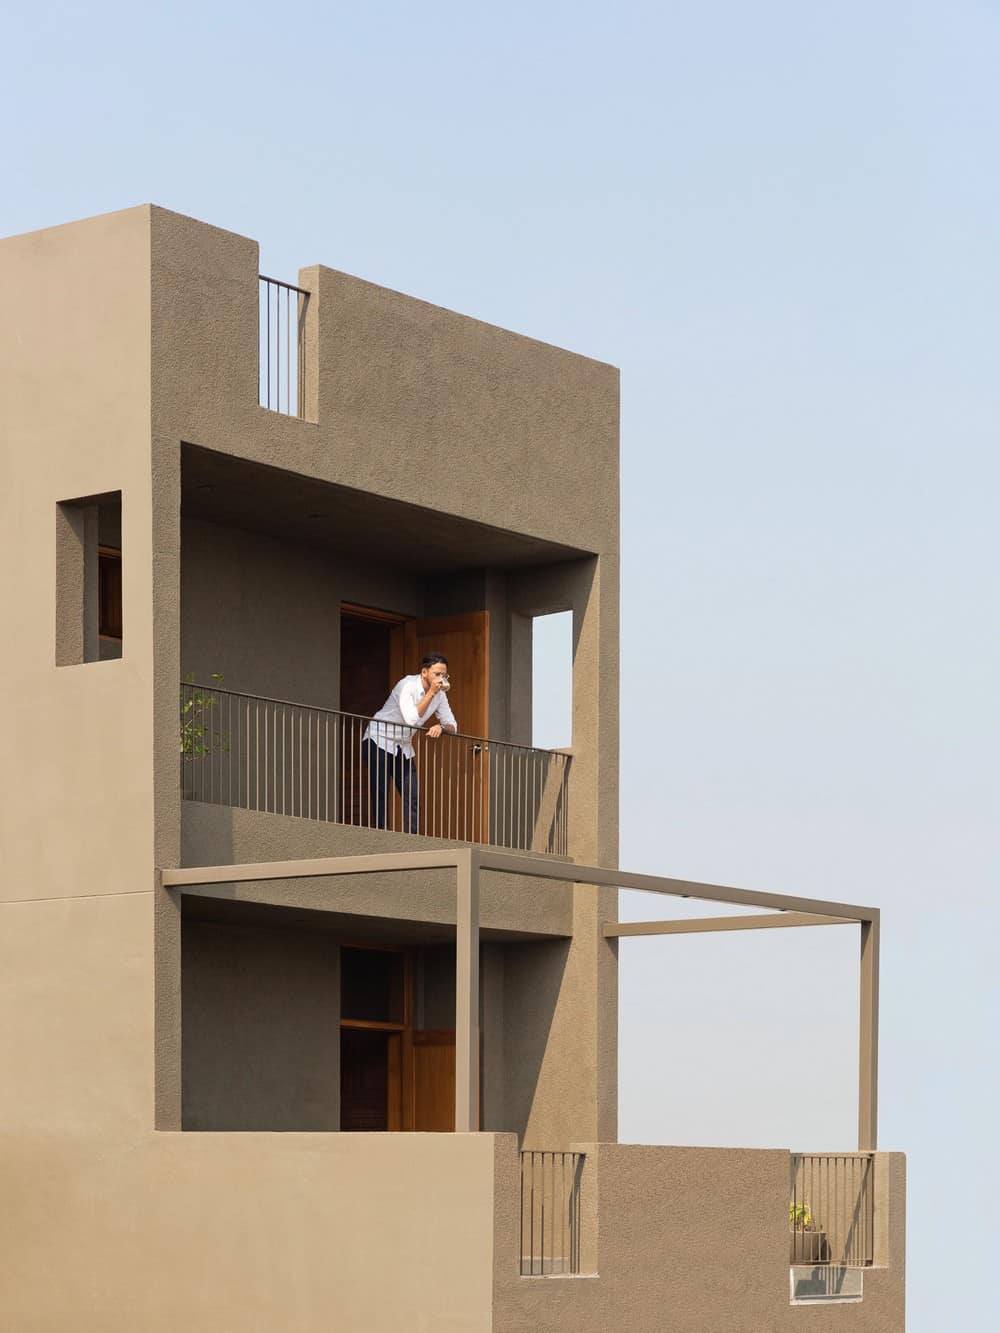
[{"xmin": 180, "ymin": 673, "xmax": 229, "ymax": 760}]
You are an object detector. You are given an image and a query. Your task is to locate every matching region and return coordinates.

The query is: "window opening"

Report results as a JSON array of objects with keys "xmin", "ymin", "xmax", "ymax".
[
  {"xmin": 55, "ymin": 490, "xmax": 122, "ymax": 664},
  {"xmin": 531, "ymin": 610, "xmax": 572, "ymax": 749}
]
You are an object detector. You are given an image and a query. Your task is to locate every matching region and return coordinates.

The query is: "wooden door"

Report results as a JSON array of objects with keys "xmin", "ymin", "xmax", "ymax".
[
  {"xmin": 404, "ymin": 612, "xmax": 490, "ymax": 842},
  {"xmin": 340, "ymin": 1028, "xmax": 393, "ymax": 1131},
  {"xmin": 339, "ymin": 605, "xmax": 407, "ymax": 828},
  {"xmin": 410, "ymin": 1030, "xmax": 456, "ymax": 1131}
]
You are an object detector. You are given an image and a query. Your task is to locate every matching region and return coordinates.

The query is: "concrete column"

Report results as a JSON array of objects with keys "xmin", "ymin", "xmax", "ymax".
[
  {"xmin": 455, "ymin": 849, "xmax": 481, "ymax": 1132},
  {"xmin": 859, "ymin": 916, "xmax": 880, "ymax": 1150}
]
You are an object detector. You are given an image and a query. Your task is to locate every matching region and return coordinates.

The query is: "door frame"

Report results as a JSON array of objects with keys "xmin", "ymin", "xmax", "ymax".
[
  {"xmin": 338, "ymin": 941, "xmax": 467, "ymax": 1132},
  {"xmin": 339, "ymin": 602, "xmax": 410, "ymax": 700},
  {"xmin": 339, "ymin": 942, "xmax": 413, "ymax": 1131}
]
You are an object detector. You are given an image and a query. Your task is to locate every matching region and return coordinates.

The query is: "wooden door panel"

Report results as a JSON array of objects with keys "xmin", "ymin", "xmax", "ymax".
[
  {"xmin": 405, "ymin": 611, "xmax": 489, "ymax": 739},
  {"xmin": 406, "ymin": 612, "xmax": 489, "ymax": 842},
  {"xmin": 411, "ymin": 1030, "xmax": 455, "ymax": 1132}
]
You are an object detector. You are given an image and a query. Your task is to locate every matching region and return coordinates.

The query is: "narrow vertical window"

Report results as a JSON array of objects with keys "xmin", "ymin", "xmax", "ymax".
[
  {"xmin": 55, "ymin": 490, "xmax": 122, "ymax": 665},
  {"xmin": 531, "ymin": 610, "xmax": 573, "ymax": 750}
]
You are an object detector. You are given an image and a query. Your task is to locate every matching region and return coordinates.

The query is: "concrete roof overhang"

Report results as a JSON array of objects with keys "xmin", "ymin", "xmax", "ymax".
[
  {"xmin": 181, "ymin": 442, "xmax": 592, "ymax": 573},
  {"xmin": 179, "ymin": 891, "xmax": 554, "ymax": 945}
]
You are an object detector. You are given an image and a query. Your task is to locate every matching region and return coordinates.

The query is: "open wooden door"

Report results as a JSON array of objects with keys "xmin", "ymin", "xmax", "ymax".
[{"xmin": 405, "ymin": 611, "xmax": 490, "ymax": 842}]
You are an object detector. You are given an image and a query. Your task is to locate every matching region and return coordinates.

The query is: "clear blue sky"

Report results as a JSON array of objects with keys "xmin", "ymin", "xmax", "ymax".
[{"xmin": 5, "ymin": 2, "xmax": 998, "ymax": 1326}]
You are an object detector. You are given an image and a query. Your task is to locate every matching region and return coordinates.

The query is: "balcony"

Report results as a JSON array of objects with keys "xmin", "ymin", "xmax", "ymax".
[
  {"xmin": 520, "ymin": 1150, "xmax": 585, "ymax": 1275},
  {"xmin": 790, "ymin": 1152, "xmax": 874, "ymax": 1268},
  {"xmin": 519, "ymin": 1147, "xmax": 880, "ymax": 1286},
  {"xmin": 180, "ymin": 681, "xmax": 571, "ymax": 856}
]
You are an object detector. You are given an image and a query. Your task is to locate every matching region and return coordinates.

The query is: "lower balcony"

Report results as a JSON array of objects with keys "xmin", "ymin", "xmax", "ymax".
[
  {"xmin": 180, "ymin": 680, "xmax": 571, "ymax": 856},
  {"xmin": 508, "ymin": 1141, "xmax": 903, "ymax": 1326},
  {"xmin": 521, "ymin": 1147, "xmax": 878, "ymax": 1277}
]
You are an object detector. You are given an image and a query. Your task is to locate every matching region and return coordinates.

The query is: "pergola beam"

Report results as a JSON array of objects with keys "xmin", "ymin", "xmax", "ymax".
[
  {"xmin": 476, "ymin": 850, "xmax": 877, "ymax": 922},
  {"xmin": 605, "ymin": 911, "xmax": 851, "ymax": 937},
  {"xmin": 160, "ymin": 850, "xmax": 463, "ymax": 888},
  {"xmin": 158, "ymin": 846, "xmax": 879, "ymax": 1150}
]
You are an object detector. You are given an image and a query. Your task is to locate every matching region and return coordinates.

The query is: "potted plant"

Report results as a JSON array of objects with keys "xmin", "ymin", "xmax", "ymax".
[{"xmin": 789, "ymin": 1200, "xmax": 828, "ymax": 1265}]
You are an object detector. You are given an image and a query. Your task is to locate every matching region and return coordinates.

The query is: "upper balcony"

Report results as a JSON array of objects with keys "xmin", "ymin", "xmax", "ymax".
[
  {"xmin": 177, "ymin": 433, "xmax": 611, "ymax": 873},
  {"xmin": 181, "ymin": 679, "xmax": 570, "ymax": 856}
]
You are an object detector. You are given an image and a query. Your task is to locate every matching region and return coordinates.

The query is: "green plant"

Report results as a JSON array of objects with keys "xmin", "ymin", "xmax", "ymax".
[
  {"xmin": 789, "ymin": 1201, "xmax": 814, "ymax": 1231},
  {"xmin": 180, "ymin": 673, "xmax": 228, "ymax": 760}
]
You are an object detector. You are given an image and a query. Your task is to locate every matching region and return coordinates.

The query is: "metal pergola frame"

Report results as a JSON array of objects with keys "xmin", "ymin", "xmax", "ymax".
[{"xmin": 160, "ymin": 848, "xmax": 879, "ymax": 1150}]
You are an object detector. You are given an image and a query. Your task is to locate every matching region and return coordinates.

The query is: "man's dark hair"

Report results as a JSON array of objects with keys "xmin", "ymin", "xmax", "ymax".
[{"xmin": 421, "ymin": 653, "xmax": 448, "ymax": 669}]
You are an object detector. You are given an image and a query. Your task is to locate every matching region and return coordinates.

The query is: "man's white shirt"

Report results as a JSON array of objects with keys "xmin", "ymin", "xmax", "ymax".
[{"xmin": 364, "ymin": 675, "xmax": 458, "ymax": 758}]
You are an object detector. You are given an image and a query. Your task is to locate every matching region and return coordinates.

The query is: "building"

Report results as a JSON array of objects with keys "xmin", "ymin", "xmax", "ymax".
[{"xmin": 0, "ymin": 206, "xmax": 904, "ymax": 1331}]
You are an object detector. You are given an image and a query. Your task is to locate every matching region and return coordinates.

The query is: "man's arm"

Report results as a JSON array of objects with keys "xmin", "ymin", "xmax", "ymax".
[
  {"xmin": 435, "ymin": 692, "xmax": 457, "ymax": 734},
  {"xmin": 401, "ymin": 677, "xmax": 449, "ymax": 727},
  {"xmin": 398, "ymin": 679, "xmax": 425, "ymax": 727}
]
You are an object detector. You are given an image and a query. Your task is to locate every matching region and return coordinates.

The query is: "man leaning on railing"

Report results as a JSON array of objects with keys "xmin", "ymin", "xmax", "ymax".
[{"xmin": 362, "ymin": 654, "xmax": 457, "ymax": 833}]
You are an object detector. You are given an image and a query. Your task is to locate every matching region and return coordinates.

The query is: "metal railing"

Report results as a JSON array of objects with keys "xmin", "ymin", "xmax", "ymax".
[
  {"xmin": 259, "ymin": 275, "xmax": 308, "ymax": 417},
  {"xmin": 520, "ymin": 1151, "xmax": 584, "ymax": 1276},
  {"xmin": 790, "ymin": 1153, "xmax": 874, "ymax": 1267},
  {"xmin": 180, "ymin": 682, "xmax": 570, "ymax": 855}
]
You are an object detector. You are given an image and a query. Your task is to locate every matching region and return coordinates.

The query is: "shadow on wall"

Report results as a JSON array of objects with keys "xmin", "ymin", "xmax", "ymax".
[
  {"xmin": 503, "ymin": 938, "xmax": 569, "ymax": 1140},
  {"xmin": 181, "ymin": 910, "xmax": 340, "ymax": 1131},
  {"xmin": 180, "ymin": 798, "xmax": 236, "ymax": 869}
]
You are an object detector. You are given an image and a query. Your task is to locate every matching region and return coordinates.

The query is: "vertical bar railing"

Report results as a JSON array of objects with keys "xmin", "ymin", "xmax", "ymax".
[
  {"xmin": 179, "ymin": 682, "xmax": 570, "ymax": 854},
  {"xmin": 258, "ymin": 275, "xmax": 309, "ymax": 417},
  {"xmin": 790, "ymin": 1153, "xmax": 874, "ymax": 1267},
  {"xmin": 519, "ymin": 1151, "xmax": 584, "ymax": 1276}
]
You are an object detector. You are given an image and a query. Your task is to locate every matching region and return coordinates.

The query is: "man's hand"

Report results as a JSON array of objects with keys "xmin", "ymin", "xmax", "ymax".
[{"xmin": 426, "ymin": 724, "xmax": 443, "ymax": 739}]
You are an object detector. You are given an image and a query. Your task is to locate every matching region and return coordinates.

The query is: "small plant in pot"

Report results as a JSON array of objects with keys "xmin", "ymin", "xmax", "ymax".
[{"xmin": 789, "ymin": 1201, "xmax": 828, "ymax": 1265}]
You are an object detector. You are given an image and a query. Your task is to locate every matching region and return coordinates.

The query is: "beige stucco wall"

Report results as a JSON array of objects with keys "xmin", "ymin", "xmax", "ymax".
[
  {"xmin": 0, "ymin": 891, "xmax": 496, "ymax": 1332},
  {"xmin": 0, "ymin": 207, "xmax": 155, "ymax": 906},
  {"xmin": 493, "ymin": 1140, "xmax": 906, "ymax": 1333}
]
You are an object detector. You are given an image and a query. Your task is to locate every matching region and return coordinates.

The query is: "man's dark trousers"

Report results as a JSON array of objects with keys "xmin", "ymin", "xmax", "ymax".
[{"xmin": 364, "ymin": 738, "xmax": 419, "ymax": 833}]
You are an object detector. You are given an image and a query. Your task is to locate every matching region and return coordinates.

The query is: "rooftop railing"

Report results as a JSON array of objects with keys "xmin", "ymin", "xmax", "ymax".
[
  {"xmin": 259, "ymin": 275, "xmax": 308, "ymax": 417},
  {"xmin": 790, "ymin": 1153, "xmax": 874, "ymax": 1268},
  {"xmin": 180, "ymin": 681, "xmax": 570, "ymax": 856},
  {"xmin": 520, "ymin": 1151, "xmax": 584, "ymax": 1276}
]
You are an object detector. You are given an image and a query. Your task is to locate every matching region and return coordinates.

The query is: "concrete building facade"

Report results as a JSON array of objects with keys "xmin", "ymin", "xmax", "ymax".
[{"xmin": 0, "ymin": 206, "xmax": 904, "ymax": 1331}]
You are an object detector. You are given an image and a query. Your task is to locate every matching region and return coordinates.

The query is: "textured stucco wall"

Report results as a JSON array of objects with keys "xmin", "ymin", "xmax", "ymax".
[
  {"xmin": 179, "ymin": 802, "xmax": 575, "ymax": 937},
  {"xmin": 492, "ymin": 1140, "xmax": 906, "ymax": 1333},
  {"xmin": 299, "ymin": 261, "xmax": 619, "ymax": 556},
  {"xmin": 145, "ymin": 205, "xmax": 620, "ymax": 1149},
  {"xmin": 181, "ymin": 917, "xmax": 341, "ymax": 1130},
  {"xmin": 180, "ymin": 514, "xmax": 422, "ymax": 707}
]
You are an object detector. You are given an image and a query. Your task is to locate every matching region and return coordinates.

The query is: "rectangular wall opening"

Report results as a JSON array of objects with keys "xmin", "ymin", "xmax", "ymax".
[
  {"xmin": 55, "ymin": 490, "xmax": 122, "ymax": 664},
  {"xmin": 531, "ymin": 610, "xmax": 572, "ymax": 750}
]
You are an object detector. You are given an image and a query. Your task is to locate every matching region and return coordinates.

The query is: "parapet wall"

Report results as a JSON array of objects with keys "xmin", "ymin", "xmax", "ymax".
[{"xmin": 493, "ymin": 1139, "xmax": 906, "ymax": 1333}]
